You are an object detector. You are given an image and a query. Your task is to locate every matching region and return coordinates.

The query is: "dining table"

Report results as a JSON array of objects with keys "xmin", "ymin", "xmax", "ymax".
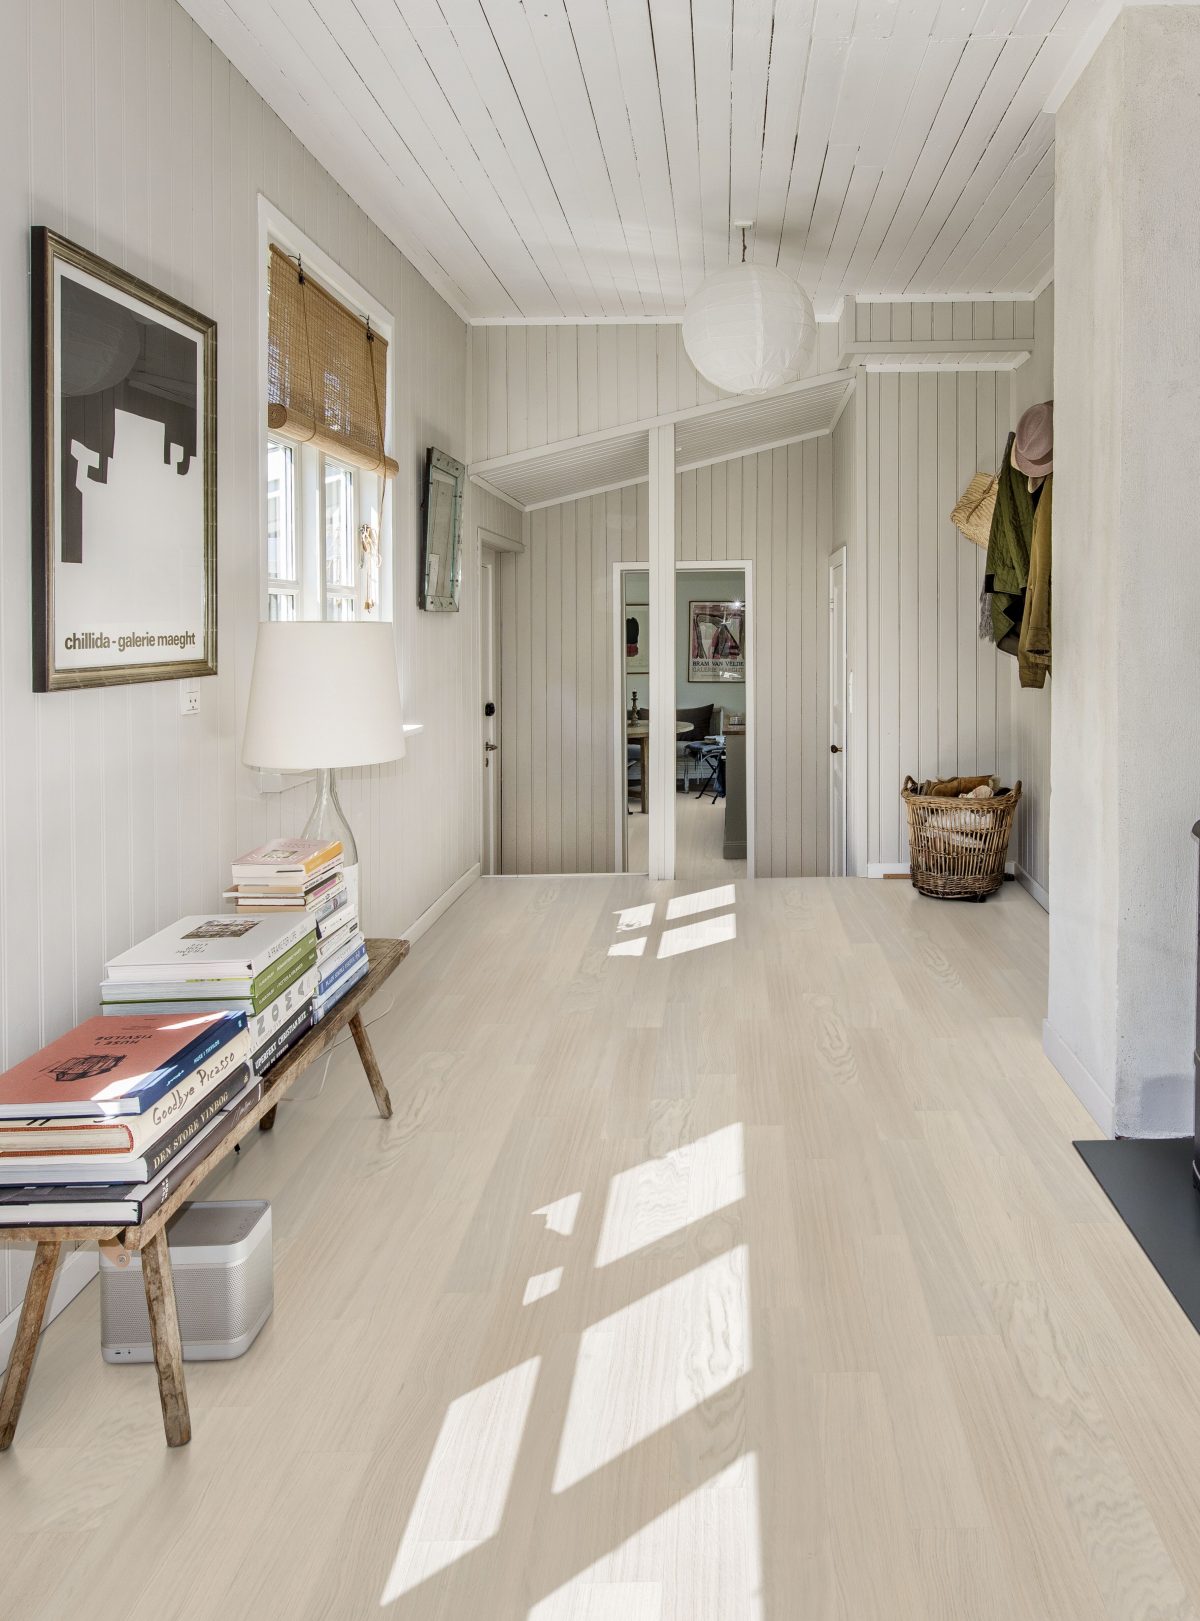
[{"xmin": 626, "ymin": 719, "xmax": 691, "ymax": 813}]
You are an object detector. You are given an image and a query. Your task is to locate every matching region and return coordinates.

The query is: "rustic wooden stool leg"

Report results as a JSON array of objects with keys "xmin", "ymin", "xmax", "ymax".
[
  {"xmin": 259, "ymin": 1104, "xmax": 278, "ymax": 1132},
  {"xmin": 349, "ymin": 1011, "xmax": 392, "ymax": 1118},
  {"xmin": 0, "ymin": 1240, "xmax": 62, "ymax": 1451},
  {"xmin": 141, "ymin": 1228, "xmax": 191, "ymax": 1448}
]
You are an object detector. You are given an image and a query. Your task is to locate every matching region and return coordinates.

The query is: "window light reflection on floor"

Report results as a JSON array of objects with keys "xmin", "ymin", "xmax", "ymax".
[
  {"xmin": 381, "ymin": 1356, "xmax": 541, "ymax": 1603},
  {"xmin": 551, "ymin": 1245, "xmax": 750, "ymax": 1494},
  {"xmin": 533, "ymin": 1192, "xmax": 582, "ymax": 1237},
  {"xmin": 529, "ymin": 1453, "xmax": 763, "ymax": 1621},
  {"xmin": 615, "ymin": 902, "xmax": 657, "ymax": 932},
  {"xmin": 608, "ymin": 937, "xmax": 648, "ymax": 958},
  {"xmin": 523, "ymin": 1267, "xmax": 564, "ymax": 1306},
  {"xmin": 656, "ymin": 910, "xmax": 736, "ymax": 959},
  {"xmin": 594, "ymin": 1123, "xmax": 745, "ymax": 1268},
  {"xmin": 665, "ymin": 884, "xmax": 736, "ymax": 921}
]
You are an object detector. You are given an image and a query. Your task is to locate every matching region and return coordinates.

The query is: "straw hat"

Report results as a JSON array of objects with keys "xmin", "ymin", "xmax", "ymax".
[{"xmin": 1013, "ymin": 401, "xmax": 1053, "ymax": 476}]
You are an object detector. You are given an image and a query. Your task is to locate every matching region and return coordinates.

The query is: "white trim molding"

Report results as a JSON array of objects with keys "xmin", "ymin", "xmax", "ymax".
[
  {"xmin": 1043, "ymin": 1020, "xmax": 1114, "ymax": 1138},
  {"xmin": 404, "ymin": 864, "xmax": 479, "ymax": 946}
]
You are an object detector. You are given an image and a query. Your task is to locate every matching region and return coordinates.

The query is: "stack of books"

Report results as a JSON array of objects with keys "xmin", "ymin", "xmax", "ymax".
[
  {"xmin": 225, "ymin": 838, "xmax": 368, "ymax": 1021},
  {"xmin": 101, "ymin": 912, "xmax": 317, "ymax": 1078},
  {"xmin": 0, "ymin": 1012, "xmax": 255, "ymax": 1226}
]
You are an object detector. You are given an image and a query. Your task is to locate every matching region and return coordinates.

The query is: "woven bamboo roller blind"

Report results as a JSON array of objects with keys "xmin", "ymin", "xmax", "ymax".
[{"xmin": 267, "ymin": 244, "xmax": 399, "ymax": 477}]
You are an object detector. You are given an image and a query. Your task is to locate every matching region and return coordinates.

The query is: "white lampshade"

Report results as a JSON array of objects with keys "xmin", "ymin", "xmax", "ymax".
[
  {"xmin": 242, "ymin": 620, "xmax": 407, "ymax": 771},
  {"xmin": 682, "ymin": 265, "xmax": 817, "ymax": 394}
]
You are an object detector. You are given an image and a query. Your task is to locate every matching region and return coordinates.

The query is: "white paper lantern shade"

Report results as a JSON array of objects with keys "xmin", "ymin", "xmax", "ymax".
[{"xmin": 682, "ymin": 265, "xmax": 817, "ymax": 395}]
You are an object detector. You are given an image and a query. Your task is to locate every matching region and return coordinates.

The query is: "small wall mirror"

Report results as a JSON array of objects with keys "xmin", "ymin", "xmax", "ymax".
[{"xmin": 420, "ymin": 447, "xmax": 465, "ymax": 611}]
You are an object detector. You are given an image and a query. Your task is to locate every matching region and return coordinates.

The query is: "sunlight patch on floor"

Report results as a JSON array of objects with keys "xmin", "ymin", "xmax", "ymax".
[
  {"xmin": 551, "ymin": 1246, "xmax": 750, "ymax": 1494},
  {"xmin": 665, "ymin": 885, "xmax": 736, "ymax": 921},
  {"xmin": 594, "ymin": 1124, "xmax": 745, "ymax": 1268},
  {"xmin": 382, "ymin": 1357, "xmax": 541, "ymax": 1603},
  {"xmin": 524, "ymin": 1267, "xmax": 564, "ymax": 1306},
  {"xmin": 615, "ymin": 902, "xmax": 656, "ymax": 932},
  {"xmin": 530, "ymin": 1455, "xmax": 763, "ymax": 1621},
  {"xmin": 656, "ymin": 911, "xmax": 736, "ymax": 959},
  {"xmin": 608, "ymin": 937, "xmax": 648, "ymax": 958},
  {"xmin": 534, "ymin": 1192, "xmax": 582, "ymax": 1237}
]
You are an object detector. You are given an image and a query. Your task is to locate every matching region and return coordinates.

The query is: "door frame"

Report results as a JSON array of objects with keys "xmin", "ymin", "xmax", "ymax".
[
  {"xmin": 613, "ymin": 559, "xmax": 756, "ymax": 879},
  {"xmin": 828, "ymin": 545, "xmax": 848, "ymax": 876},
  {"xmin": 676, "ymin": 559, "xmax": 756, "ymax": 880},
  {"xmin": 477, "ymin": 525, "xmax": 522, "ymax": 876},
  {"xmin": 612, "ymin": 560, "xmax": 649, "ymax": 874}
]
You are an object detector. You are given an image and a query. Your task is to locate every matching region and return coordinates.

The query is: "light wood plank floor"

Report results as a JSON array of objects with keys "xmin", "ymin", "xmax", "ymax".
[
  {"xmin": 627, "ymin": 789, "xmax": 747, "ymax": 880},
  {"xmin": 4, "ymin": 876, "xmax": 1200, "ymax": 1620}
]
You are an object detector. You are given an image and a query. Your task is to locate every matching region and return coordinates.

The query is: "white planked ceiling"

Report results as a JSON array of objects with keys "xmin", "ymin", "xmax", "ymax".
[{"xmin": 179, "ymin": 0, "xmax": 1099, "ymax": 322}]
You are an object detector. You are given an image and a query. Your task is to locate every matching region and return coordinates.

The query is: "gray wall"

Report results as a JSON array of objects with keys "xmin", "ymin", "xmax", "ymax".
[
  {"xmin": 0, "ymin": 0, "xmax": 508, "ymax": 1339},
  {"xmin": 1050, "ymin": 7, "xmax": 1200, "ymax": 1136}
]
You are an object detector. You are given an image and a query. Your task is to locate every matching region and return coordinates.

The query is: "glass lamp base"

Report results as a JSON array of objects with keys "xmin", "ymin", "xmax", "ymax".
[{"xmin": 302, "ymin": 768, "xmax": 360, "ymax": 914}]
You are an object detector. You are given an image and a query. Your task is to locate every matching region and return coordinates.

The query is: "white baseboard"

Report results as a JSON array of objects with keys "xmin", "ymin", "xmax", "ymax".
[
  {"xmin": 488, "ymin": 872, "xmax": 630, "ymax": 879},
  {"xmin": 1043, "ymin": 1020, "xmax": 1114, "ymax": 1137},
  {"xmin": 404, "ymin": 863, "xmax": 479, "ymax": 945},
  {"xmin": 1016, "ymin": 865, "xmax": 1049, "ymax": 912},
  {"xmin": 0, "ymin": 1247, "xmax": 99, "ymax": 1374}
]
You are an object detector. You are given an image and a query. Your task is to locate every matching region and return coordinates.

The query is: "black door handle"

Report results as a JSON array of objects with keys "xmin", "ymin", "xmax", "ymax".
[{"xmin": 830, "ymin": 744, "xmax": 842, "ymax": 754}]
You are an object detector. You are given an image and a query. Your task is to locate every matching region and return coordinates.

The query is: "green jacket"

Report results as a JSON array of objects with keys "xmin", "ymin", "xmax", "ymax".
[
  {"xmin": 1018, "ymin": 473, "xmax": 1051, "ymax": 688},
  {"xmin": 985, "ymin": 433, "xmax": 1035, "ymax": 650}
]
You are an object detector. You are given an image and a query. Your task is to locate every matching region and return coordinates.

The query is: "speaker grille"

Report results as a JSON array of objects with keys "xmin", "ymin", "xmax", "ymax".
[{"xmin": 101, "ymin": 1201, "xmax": 273, "ymax": 1361}]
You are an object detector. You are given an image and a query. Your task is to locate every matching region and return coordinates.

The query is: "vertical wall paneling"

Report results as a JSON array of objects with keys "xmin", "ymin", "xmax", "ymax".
[
  {"xmin": 861, "ymin": 370, "xmax": 1012, "ymax": 867},
  {"xmin": 1, "ymin": 0, "xmax": 526, "ymax": 1344}
]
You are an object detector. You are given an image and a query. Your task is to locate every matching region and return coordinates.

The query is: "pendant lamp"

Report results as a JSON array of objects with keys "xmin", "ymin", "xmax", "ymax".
[{"xmin": 682, "ymin": 226, "xmax": 817, "ymax": 395}]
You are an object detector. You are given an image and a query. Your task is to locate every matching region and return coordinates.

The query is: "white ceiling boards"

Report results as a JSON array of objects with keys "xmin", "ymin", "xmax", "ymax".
[{"xmin": 180, "ymin": 0, "xmax": 1092, "ymax": 322}]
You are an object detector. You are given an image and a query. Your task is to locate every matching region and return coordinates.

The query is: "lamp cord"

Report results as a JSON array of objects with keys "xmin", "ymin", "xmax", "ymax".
[{"xmin": 280, "ymin": 992, "xmax": 397, "ymax": 1105}]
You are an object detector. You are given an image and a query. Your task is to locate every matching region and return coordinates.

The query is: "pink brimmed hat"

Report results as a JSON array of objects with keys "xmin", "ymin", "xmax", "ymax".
[{"xmin": 1013, "ymin": 401, "xmax": 1053, "ymax": 477}]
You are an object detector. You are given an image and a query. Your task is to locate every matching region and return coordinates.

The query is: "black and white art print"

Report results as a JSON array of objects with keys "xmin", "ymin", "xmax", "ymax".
[{"xmin": 31, "ymin": 229, "xmax": 217, "ymax": 691}]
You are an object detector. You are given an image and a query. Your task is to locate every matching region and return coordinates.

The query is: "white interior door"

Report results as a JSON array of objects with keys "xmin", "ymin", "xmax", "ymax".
[
  {"xmin": 480, "ymin": 550, "xmax": 501, "ymax": 874},
  {"xmin": 828, "ymin": 547, "xmax": 848, "ymax": 876}
]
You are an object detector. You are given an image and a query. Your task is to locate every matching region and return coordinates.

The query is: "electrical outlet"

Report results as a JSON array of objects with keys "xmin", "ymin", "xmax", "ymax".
[{"xmin": 180, "ymin": 681, "xmax": 199, "ymax": 716}]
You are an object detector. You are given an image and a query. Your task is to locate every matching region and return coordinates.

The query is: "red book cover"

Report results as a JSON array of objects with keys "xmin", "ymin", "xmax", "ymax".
[{"xmin": 0, "ymin": 1013, "xmax": 246, "ymax": 1118}]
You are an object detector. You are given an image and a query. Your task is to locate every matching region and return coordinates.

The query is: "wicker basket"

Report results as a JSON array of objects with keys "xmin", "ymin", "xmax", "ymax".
[{"xmin": 901, "ymin": 776, "xmax": 1022, "ymax": 900}]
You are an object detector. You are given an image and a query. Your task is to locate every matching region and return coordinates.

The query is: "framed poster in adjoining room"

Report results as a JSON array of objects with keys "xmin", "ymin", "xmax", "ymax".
[
  {"xmin": 31, "ymin": 228, "xmax": 217, "ymax": 691},
  {"xmin": 689, "ymin": 600, "xmax": 745, "ymax": 682}
]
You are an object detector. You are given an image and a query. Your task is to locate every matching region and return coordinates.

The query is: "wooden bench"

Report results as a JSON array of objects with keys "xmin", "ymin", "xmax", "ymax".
[{"xmin": 0, "ymin": 937, "xmax": 409, "ymax": 1451}]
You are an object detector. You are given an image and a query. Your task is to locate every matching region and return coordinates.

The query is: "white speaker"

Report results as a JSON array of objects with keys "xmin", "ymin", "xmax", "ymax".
[{"xmin": 100, "ymin": 1201, "xmax": 273, "ymax": 1363}]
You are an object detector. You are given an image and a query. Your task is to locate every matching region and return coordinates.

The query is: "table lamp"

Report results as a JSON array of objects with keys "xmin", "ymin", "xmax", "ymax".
[{"xmin": 241, "ymin": 621, "xmax": 407, "ymax": 913}]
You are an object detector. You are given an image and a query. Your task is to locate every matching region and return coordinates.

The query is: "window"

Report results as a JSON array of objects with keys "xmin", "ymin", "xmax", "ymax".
[
  {"xmin": 266, "ymin": 440, "xmax": 298, "ymax": 621},
  {"xmin": 323, "ymin": 458, "xmax": 356, "ymax": 620},
  {"xmin": 263, "ymin": 225, "xmax": 395, "ymax": 622},
  {"xmin": 266, "ymin": 437, "xmax": 379, "ymax": 621}
]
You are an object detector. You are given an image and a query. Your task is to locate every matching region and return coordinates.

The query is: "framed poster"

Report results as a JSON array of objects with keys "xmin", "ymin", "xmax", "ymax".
[
  {"xmin": 31, "ymin": 228, "xmax": 217, "ymax": 691},
  {"xmin": 689, "ymin": 601, "xmax": 745, "ymax": 682}
]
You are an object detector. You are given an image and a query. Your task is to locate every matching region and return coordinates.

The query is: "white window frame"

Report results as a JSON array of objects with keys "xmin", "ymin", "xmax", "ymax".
[{"xmin": 257, "ymin": 197, "xmax": 395, "ymax": 624}]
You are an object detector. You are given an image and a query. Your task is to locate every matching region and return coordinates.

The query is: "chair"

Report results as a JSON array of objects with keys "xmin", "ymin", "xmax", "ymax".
[{"xmin": 675, "ymin": 704, "xmax": 714, "ymax": 789}]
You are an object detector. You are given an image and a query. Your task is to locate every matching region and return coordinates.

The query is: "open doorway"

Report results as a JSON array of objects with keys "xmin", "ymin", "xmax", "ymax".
[
  {"xmin": 616, "ymin": 564, "xmax": 650, "ymax": 875},
  {"xmin": 675, "ymin": 564, "xmax": 751, "ymax": 881}
]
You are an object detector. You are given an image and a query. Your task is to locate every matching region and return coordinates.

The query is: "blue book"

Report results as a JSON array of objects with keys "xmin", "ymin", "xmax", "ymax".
[
  {"xmin": 314, "ymin": 959, "xmax": 369, "ymax": 1021},
  {"xmin": 317, "ymin": 943, "xmax": 367, "ymax": 998},
  {"xmin": 0, "ymin": 1011, "xmax": 249, "ymax": 1119}
]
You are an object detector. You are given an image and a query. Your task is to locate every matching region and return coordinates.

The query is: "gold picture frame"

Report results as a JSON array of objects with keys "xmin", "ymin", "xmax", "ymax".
[{"xmin": 31, "ymin": 228, "xmax": 217, "ymax": 691}]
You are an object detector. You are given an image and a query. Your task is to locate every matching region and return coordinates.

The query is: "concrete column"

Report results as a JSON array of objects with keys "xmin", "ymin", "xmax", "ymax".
[{"xmin": 1049, "ymin": 6, "xmax": 1200, "ymax": 1136}]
